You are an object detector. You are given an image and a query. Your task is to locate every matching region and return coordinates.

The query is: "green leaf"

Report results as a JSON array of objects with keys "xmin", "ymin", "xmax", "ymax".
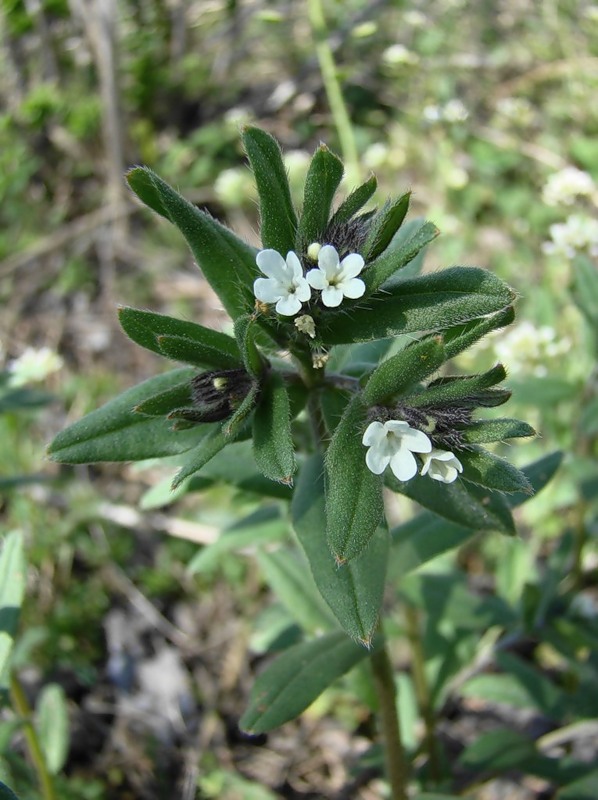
[
  {"xmin": 363, "ymin": 336, "xmax": 445, "ymax": 405},
  {"xmin": 172, "ymin": 424, "xmax": 231, "ymax": 488},
  {"xmin": 240, "ymin": 631, "xmax": 378, "ymax": 733},
  {"xmin": 242, "ymin": 126, "xmax": 297, "ymax": 254},
  {"xmin": 571, "ymin": 254, "xmax": 598, "ymax": 332},
  {"xmin": 509, "ymin": 376, "xmax": 579, "ymax": 406},
  {"xmin": 292, "ymin": 455, "xmax": 389, "ymax": 645},
  {"xmin": 322, "ymin": 268, "xmax": 515, "ymax": 344},
  {"xmin": 328, "ymin": 175, "xmax": 377, "ymax": 227},
  {"xmin": 297, "ymin": 145, "xmax": 344, "ymax": 251},
  {"xmin": 459, "ymin": 448, "xmax": 533, "ymax": 494},
  {"xmin": 387, "ymin": 472, "xmax": 516, "ymax": 535},
  {"xmin": 406, "ymin": 364, "xmax": 507, "ymax": 408},
  {"xmin": 558, "ymin": 769, "xmax": 598, "ymax": 799},
  {"xmin": 126, "ymin": 167, "xmax": 257, "ymax": 320},
  {"xmin": 0, "ymin": 532, "xmax": 26, "ymax": 687},
  {"xmin": 443, "ymin": 306, "xmax": 515, "ymax": 360},
  {"xmin": 326, "ymin": 395, "xmax": 384, "ymax": 562},
  {"xmin": 0, "ymin": 782, "xmax": 21, "ymax": 800},
  {"xmin": 389, "ymin": 452, "xmax": 562, "ymax": 579},
  {"xmin": 35, "ymin": 684, "xmax": 69, "ymax": 774},
  {"xmin": 234, "ymin": 315, "xmax": 265, "ymax": 378},
  {"xmin": 48, "ymin": 368, "xmax": 207, "ymax": 463},
  {"xmin": 361, "ymin": 193, "xmax": 412, "ymax": 262},
  {"xmin": 364, "ymin": 220, "xmax": 439, "ymax": 292},
  {"xmin": 256, "ymin": 549, "xmax": 337, "ymax": 633},
  {"xmin": 252, "ymin": 372, "xmax": 295, "ymax": 485},
  {"xmin": 118, "ymin": 307, "xmax": 241, "ymax": 367},
  {"xmin": 223, "ymin": 382, "xmax": 260, "ymax": 438},
  {"xmin": 188, "ymin": 507, "xmax": 288, "ymax": 574},
  {"xmin": 133, "ymin": 381, "xmax": 193, "ymax": 417},
  {"xmin": 461, "ymin": 418, "xmax": 536, "ymax": 444},
  {"xmin": 458, "ymin": 728, "xmax": 537, "ymax": 772}
]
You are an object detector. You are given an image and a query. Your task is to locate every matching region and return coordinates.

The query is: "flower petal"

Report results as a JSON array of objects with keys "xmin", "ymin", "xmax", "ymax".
[
  {"xmin": 256, "ymin": 249, "xmax": 288, "ymax": 281},
  {"xmin": 340, "ymin": 277, "xmax": 366, "ymax": 299},
  {"xmin": 400, "ymin": 427, "xmax": 432, "ymax": 453},
  {"xmin": 318, "ymin": 245, "xmax": 340, "ymax": 279},
  {"xmin": 254, "ymin": 277, "xmax": 282, "ymax": 303},
  {"xmin": 295, "ymin": 279, "xmax": 312, "ymax": 302},
  {"xmin": 286, "ymin": 250, "xmax": 304, "ymax": 279},
  {"xmin": 276, "ymin": 295, "xmax": 302, "ymax": 316},
  {"xmin": 321, "ymin": 286, "xmax": 344, "ymax": 307},
  {"xmin": 363, "ymin": 421, "xmax": 385, "ymax": 446},
  {"xmin": 339, "ymin": 253, "xmax": 365, "ymax": 279},
  {"xmin": 366, "ymin": 447, "xmax": 390, "ymax": 475},
  {"xmin": 389, "ymin": 449, "xmax": 418, "ymax": 481},
  {"xmin": 306, "ymin": 269, "xmax": 328, "ymax": 290}
]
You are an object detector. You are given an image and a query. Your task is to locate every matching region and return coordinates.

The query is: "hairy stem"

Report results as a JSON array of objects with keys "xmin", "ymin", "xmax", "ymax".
[
  {"xmin": 405, "ymin": 603, "xmax": 442, "ymax": 783},
  {"xmin": 10, "ymin": 673, "xmax": 57, "ymax": 800},
  {"xmin": 307, "ymin": 0, "xmax": 361, "ymax": 184},
  {"xmin": 370, "ymin": 639, "xmax": 409, "ymax": 800}
]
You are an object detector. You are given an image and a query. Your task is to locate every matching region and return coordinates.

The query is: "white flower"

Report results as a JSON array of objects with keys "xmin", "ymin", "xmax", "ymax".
[
  {"xmin": 8, "ymin": 346, "xmax": 63, "ymax": 387},
  {"xmin": 542, "ymin": 214, "xmax": 598, "ymax": 260},
  {"xmin": 306, "ymin": 245, "xmax": 366, "ymax": 308},
  {"xmin": 542, "ymin": 167, "xmax": 596, "ymax": 207},
  {"xmin": 420, "ymin": 449, "xmax": 463, "ymax": 484},
  {"xmin": 362, "ymin": 420, "xmax": 432, "ymax": 482},
  {"xmin": 254, "ymin": 249, "xmax": 311, "ymax": 316}
]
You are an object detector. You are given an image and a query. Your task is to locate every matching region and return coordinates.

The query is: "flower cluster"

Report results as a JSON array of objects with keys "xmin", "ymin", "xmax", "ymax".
[
  {"xmin": 542, "ymin": 214, "xmax": 598, "ymax": 260},
  {"xmin": 362, "ymin": 419, "xmax": 463, "ymax": 484},
  {"xmin": 542, "ymin": 167, "xmax": 596, "ymax": 207},
  {"xmin": 253, "ymin": 245, "xmax": 366, "ymax": 317}
]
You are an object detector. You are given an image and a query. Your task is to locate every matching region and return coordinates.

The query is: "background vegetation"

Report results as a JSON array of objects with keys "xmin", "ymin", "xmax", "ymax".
[{"xmin": 1, "ymin": 1, "xmax": 597, "ymax": 798}]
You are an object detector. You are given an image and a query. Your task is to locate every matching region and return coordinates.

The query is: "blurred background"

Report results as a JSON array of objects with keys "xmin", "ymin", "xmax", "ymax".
[{"xmin": 1, "ymin": 1, "xmax": 598, "ymax": 798}]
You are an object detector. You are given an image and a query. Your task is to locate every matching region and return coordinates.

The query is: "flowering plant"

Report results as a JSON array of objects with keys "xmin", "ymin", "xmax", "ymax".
[{"xmin": 48, "ymin": 128, "xmax": 549, "ymax": 767}]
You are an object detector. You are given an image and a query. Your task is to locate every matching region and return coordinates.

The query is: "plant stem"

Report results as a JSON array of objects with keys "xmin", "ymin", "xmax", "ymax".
[
  {"xmin": 10, "ymin": 673, "xmax": 57, "ymax": 800},
  {"xmin": 370, "ymin": 640, "xmax": 408, "ymax": 800},
  {"xmin": 404, "ymin": 603, "xmax": 442, "ymax": 784},
  {"xmin": 307, "ymin": 0, "xmax": 361, "ymax": 185}
]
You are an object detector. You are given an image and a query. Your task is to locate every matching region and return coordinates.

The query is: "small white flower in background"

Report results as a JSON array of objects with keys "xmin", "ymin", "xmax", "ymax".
[
  {"xmin": 382, "ymin": 44, "xmax": 419, "ymax": 66},
  {"xmin": 542, "ymin": 214, "xmax": 598, "ymax": 260},
  {"xmin": 295, "ymin": 314, "xmax": 316, "ymax": 339},
  {"xmin": 443, "ymin": 99, "xmax": 469, "ymax": 123},
  {"xmin": 363, "ymin": 420, "xmax": 432, "ymax": 482},
  {"xmin": 307, "ymin": 242, "xmax": 322, "ymax": 261},
  {"xmin": 542, "ymin": 167, "xmax": 596, "ymax": 207},
  {"xmin": 420, "ymin": 448, "xmax": 463, "ymax": 484},
  {"xmin": 8, "ymin": 346, "xmax": 63, "ymax": 387},
  {"xmin": 214, "ymin": 167, "xmax": 255, "ymax": 207},
  {"xmin": 306, "ymin": 245, "xmax": 366, "ymax": 308},
  {"xmin": 254, "ymin": 250, "xmax": 311, "ymax": 316}
]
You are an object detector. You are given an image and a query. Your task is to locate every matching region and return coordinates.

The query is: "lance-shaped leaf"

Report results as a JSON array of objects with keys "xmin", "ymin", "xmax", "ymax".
[
  {"xmin": 321, "ymin": 267, "xmax": 515, "ymax": 344},
  {"xmin": 363, "ymin": 336, "xmax": 445, "ymax": 405},
  {"xmin": 443, "ymin": 306, "xmax": 515, "ymax": 360},
  {"xmin": 293, "ymin": 455, "xmax": 388, "ymax": 645},
  {"xmin": 156, "ymin": 334, "xmax": 241, "ymax": 370},
  {"xmin": 224, "ymin": 381, "xmax": 259, "ymax": 438},
  {"xmin": 234, "ymin": 315, "xmax": 266, "ymax": 378},
  {"xmin": 326, "ymin": 395, "xmax": 385, "ymax": 562},
  {"xmin": 242, "ymin": 126, "xmax": 297, "ymax": 254},
  {"xmin": 460, "ymin": 448, "xmax": 533, "ymax": 494},
  {"xmin": 134, "ymin": 380, "xmax": 193, "ymax": 417},
  {"xmin": 126, "ymin": 168, "xmax": 257, "ymax": 320},
  {"xmin": 406, "ymin": 364, "xmax": 507, "ymax": 408},
  {"xmin": 118, "ymin": 307, "xmax": 241, "ymax": 367},
  {"xmin": 252, "ymin": 372, "xmax": 295, "ymax": 485},
  {"xmin": 386, "ymin": 471, "xmax": 516, "ymax": 535},
  {"xmin": 48, "ymin": 368, "xmax": 208, "ymax": 463},
  {"xmin": 389, "ymin": 452, "xmax": 563, "ymax": 580},
  {"xmin": 296, "ymin": 145, "xmax": 344, "ymax": 251},
  {"xmin": 328, "ymin": 174, "xmax": 377, "ymax": 227},
  {"xmin": 240, "ymin": 631, "xmax": 379, "ymax": 733},
  {"xmin": 460, "ymin": 418, "xmax": 536, "ymax": 444},
  {"xmin": 361, "ymin": 193, "xmax": 411, "ymax": 262},
  {"xmin": 364, "ymin": 220, "xmax": 439, "ymax": 293},
  {"xmin": 0, "ymin": 531, "xmax": 26, "ymax": 688},
  {"xmin": 172, "ymin": 423, "xmax": 232, "ymax": 488}
]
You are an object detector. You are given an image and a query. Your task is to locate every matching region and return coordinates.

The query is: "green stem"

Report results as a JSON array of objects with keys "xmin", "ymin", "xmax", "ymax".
[
  {"xmin": 10, "ymin": 673, "xmax": 57, "ymax": 800},
  {"xmin": 405, "ymin": 604, "xmax": 442, "ymax": 784},
  {"xmin": 370, "ymin": 639, "xmax": 408, "ymax": 800},
  {"xmin": 307, "ymin": 0, "xmax": 361, "ymax": 184}
]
